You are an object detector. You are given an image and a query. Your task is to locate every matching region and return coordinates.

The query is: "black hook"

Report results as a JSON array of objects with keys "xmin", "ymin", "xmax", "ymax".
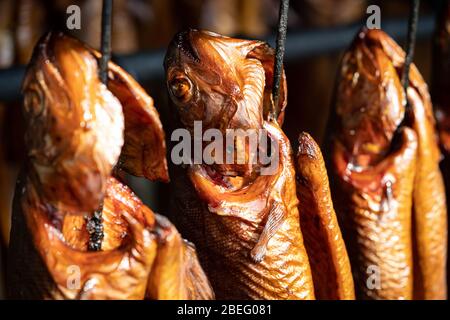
[
  {"xmin": 272, "ymin": 0, "xmax": 289, "ymax": 119},
  {"xmin": 402, "ymin": 0, "xmax": 420, "ymax": 95},
  {"xmin": 89, "ymin": 0, "xmax": 113, "ymax": 251},
  {"xmin": 99, "ymin": 0, "xmax": 113, "ymax": 85}
]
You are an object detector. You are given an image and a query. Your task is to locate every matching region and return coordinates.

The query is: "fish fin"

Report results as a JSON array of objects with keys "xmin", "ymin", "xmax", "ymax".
[
  {"xmin": 250, "ymin": 202, "xmax": 285, "ymax": 263},
  {"xmin": 246, "ymin": 43, "xmax": 287, "ymax": 125},
  {"xmin": 106, "ymin": 60, "xmax": 169, "ymax": 182}
]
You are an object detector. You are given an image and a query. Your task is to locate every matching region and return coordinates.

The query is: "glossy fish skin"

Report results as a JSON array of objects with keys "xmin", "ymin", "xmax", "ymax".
[
  {"xmin": 187, "ymin": 121, "xmax": 315, "ymax": 299},
  {"xmin": 296, "ymin": 133, "xmax": 355, "ymax": 300},
  {"xmin": 165, "ymin": 29, "xmax": 353, "ymax": 299},
  {"xmin": 89, "ymin": 50, "xmax": 169, "ymax": 183},
  {"xmin": 165, "ymin": 29, "xmax": 313, "ymax": 299},
  {"xmin": 328, "ymin": 29, "xmax": 447, "ymax": 299},
  {"xmin": 331, "ymin": 127, "xmax": 417, "ymax": 299},
  {"xmin": 7, "ymin": 32, "xmax": 212, "ymax": 300},
  {"xmin": 165, "ymin": 29, "xmax": 286, "ymax": 177}
]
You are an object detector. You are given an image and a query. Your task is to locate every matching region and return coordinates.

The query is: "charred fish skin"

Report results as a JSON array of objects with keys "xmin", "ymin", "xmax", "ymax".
[
  {"xmin": 9, "ymin": 175, "xmax": 157, "ymax": 300},
  {"xmin": 7, "ymin": 32, "xmax": 213, "ymax": 300},
  {"xmin": 164, "ymin": 28, "xmax": 287, "ymax": 134},
  {"xmin": 327, "ymin": 29, "xmax": 413, "ymax": 299},
  {"xmin": 19, "ymin": 32, "xmax": 125, "ymax": 216},
  {"xmin": 170, "ymin": 122, "xmax": 315, "ymax": 300},
  {"xmin": 327, "ymin": 28, "xmax": 447, "ymax": 300}
]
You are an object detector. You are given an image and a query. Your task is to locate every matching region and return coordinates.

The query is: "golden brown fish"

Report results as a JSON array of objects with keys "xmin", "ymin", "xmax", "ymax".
[
  {"xmin": 165, "ymin": 29, "xmax": 354, "ymax": 300},
  {"xmin": 327, "ymin": 28, "xmax": 447, "ymax": 300},
  {"xmin": 296, "ymin": 132, "xmax": 354, "ymax": 299},
  {"xmin": 7, "ymin": 32, "xmax": 212, "ymax": 300}
]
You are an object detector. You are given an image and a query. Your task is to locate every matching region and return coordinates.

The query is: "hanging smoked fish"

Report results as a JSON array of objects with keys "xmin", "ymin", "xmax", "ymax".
[
  {"xmin": 164, "ymin": 29, "xmax": 354, "ymax": 300},
  {"xmin": 7, "ymin": 32, "xmax": 213, "ymax": 300},
  {"xmin": 326, "ymin": 28, "xmax": 447, "ymax": 300}
]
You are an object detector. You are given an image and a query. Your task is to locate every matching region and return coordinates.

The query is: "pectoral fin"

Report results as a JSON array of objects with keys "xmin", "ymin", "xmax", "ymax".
[
  {"xmin": 106, "ymin": 63, "xmax": 169, "ymax": 182},
  {"xmin": 250, "ymin": 202, "xmax": 286, "ymax": 263}
]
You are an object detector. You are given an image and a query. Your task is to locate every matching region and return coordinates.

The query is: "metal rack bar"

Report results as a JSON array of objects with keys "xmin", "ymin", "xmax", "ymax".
[{"xmin": 0, "ymin": 15, "xmax": 436, "ymax": 103}]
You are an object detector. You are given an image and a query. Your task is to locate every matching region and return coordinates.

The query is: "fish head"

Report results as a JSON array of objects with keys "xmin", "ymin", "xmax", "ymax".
[
  {"xmin": 164, "ymin": 29, "xmax": 286, "ymax": 133},
  {"xmin": 335, "ymin": 29, "xmax": 406, "ymax": 167},
  {"xmin": 164, "ymin": 29, "xmax": 286, "ymax": 176}
]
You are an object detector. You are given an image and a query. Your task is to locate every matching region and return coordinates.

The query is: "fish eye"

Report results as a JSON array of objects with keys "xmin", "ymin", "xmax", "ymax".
[
  {"xmin": 23, "ymin": 84, "xmax": 44, "ymax": 117},
  {"xmin": 169, "ymin": 76, "xmax": 193, "ymax": 103}
]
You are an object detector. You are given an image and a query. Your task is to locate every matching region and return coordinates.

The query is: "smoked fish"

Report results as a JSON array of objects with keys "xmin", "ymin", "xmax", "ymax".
[
  {"xmin": 327, "ymin": 28, "xmax": 447, "ymax": 300},
  {"xmin": 165, "ymin": 29, "xmax": 354, "ymax": 300},
  {"xmin": 7, "ymin": 32, "xmax": 212, "ymax": 300}
]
